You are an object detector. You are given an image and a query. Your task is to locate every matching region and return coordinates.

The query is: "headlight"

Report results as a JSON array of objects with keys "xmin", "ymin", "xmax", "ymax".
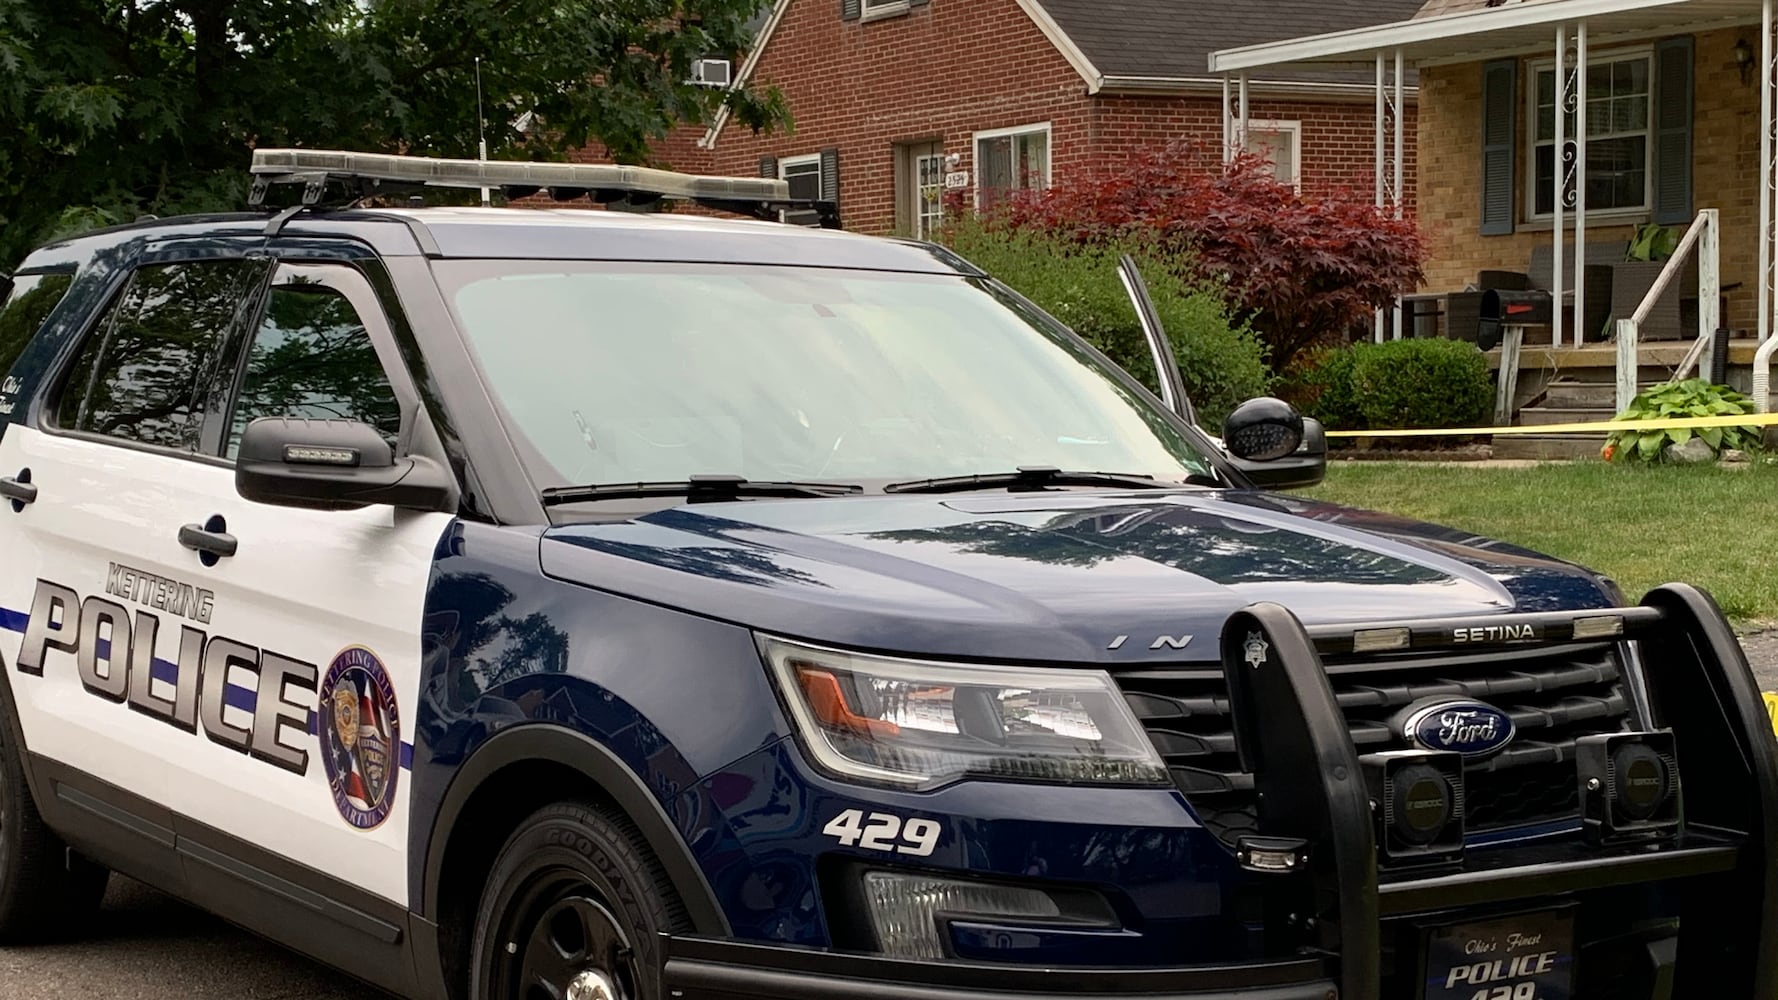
[{"xmin": 758, "ymin": 636, "xmax": 1169, "ymax": 790}]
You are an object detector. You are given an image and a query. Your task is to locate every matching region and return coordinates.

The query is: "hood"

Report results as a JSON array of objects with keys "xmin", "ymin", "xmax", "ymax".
[{"xmin": 540, "ymin": 490, "xmax": 1614, "ymax": 665}]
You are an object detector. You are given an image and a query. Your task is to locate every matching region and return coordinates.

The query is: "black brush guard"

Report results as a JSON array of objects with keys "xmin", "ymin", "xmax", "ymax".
[{"xmin": 658, "ymin": 584, "xmax": 1778, "ymax": 999}]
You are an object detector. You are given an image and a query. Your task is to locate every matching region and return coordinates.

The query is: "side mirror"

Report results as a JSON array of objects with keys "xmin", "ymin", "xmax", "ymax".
[
  {"xmin": 235, "ymin": 417, "xmax": 455, "ymax": 512},
  {"xmin": 1221, "ymin": 398, "xmax": 1327, "ymax": 490}
]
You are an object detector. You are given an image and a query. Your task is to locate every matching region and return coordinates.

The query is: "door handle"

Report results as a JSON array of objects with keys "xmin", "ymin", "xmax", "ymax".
[
  {"xmin": 0, "ymin": 471, "xmax": 36, "ymax": 509},
  {"xmin": 179, "ymin": 520, "xmax": 238, "ymax": 562}
]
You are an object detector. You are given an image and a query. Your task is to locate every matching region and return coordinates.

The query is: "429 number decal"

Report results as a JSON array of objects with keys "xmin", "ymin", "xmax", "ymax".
[{"xmin": 822, "ymin": 809, "xmax": 941, "ymax": 857}]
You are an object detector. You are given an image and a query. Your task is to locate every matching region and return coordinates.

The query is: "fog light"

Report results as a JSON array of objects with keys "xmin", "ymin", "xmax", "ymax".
[
  {"xmin": 861, "ymin": 872, "xmax": 1060, "ymax": 960},
  {"xmin": 1363, "ymin": 750, "xmax": 1464, "ymax": 866},
  {"xmin": 1577, "ymin": 731, "xmax": 1681, "ymax": 845}
]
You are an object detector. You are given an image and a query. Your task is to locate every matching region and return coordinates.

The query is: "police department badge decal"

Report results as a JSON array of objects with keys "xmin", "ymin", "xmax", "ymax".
[
  {"xmin": 319, "ymin": 647, "xmax": 401, "ymax": 830},
  {"xmin": 1244, "ymin": 632, "xmax": 1270, "ymax": 669}
]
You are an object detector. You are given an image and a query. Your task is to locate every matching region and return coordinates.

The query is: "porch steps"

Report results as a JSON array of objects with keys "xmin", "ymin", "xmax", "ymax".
[
  {"xmin": 1493, "ymin": 379, "xmax": 1621, "ymax": 461},
  {"xmin": 1492, "ymin": 379, "xmax": 1778, "ymax": 459}
]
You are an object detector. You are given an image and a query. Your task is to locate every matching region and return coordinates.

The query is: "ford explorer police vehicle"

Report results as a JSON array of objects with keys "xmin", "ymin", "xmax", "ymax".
[{"xmin": 0, "ymin": 150, "xmax": 1772, "ymax": 1000}]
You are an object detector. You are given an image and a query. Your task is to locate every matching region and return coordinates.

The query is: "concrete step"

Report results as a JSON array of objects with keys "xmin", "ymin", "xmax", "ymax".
[
  {"xmin": 1518, "ymin": 406, "xmax": 1614, "ymax": 426},
  {"xmin": 1492, "ymin": 434, "xmax": 1607, "ymax": 461}
]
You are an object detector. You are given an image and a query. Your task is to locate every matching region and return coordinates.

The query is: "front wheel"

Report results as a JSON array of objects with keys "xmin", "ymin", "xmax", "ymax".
[{"xmin": 470, "ymin": 801, "xmax": 687, "ymax": 1000}]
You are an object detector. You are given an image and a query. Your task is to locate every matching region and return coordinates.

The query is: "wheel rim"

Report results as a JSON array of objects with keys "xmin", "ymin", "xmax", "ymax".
[{"xmin": 493, "ymin": 872, "xmax": 638, "ymax": 1000}]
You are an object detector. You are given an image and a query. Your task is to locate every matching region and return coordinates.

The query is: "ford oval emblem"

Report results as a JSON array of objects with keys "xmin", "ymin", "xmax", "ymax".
[{"xmin": 1404, "ymin": 701, "xmax": 1515, "ymax": 757}]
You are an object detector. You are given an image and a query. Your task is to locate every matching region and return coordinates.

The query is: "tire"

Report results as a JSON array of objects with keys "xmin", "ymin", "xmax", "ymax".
[
  {"xmin": 0, "ymin": 690, "xmax": 109, "ymax": 942},
  {"xmin": 469, "ymin": 801, "xmax": 688, "ymax": 1000}
]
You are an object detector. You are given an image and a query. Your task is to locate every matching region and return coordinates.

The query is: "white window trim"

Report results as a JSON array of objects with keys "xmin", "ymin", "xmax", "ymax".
[
  {"xmin": 972, "ymin": 122, "xmax": 1053, "ymax": 212},
  {"xmin": 861, "ymin": 0, "xmax": 912, "ymax": 22},
  {"xmin": 1523, "ymin": 47, "xmax": 1655, "ymax": 224},
  {"xmin": 1243, "ymin": 119, "xmax": 1302, "ymax": 193}
]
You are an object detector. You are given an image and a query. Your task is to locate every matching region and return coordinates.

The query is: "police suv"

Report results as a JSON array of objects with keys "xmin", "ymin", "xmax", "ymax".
[{"xmin": 0, "ymin": 150, "xmax": 1772, "ymax": 1000}]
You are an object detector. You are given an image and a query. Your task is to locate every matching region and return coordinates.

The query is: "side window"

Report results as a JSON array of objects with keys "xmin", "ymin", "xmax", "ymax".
[
  {"xmin": 0, "ymin": 272, "xmax": 75, "ymax": 379},
  {"xmin": 224, "ymin": 281, "xmax": 401, "ymax": 460},
  {"xmin": 56, "ymin": 260, "xmax": 263, "ymax": 451}
]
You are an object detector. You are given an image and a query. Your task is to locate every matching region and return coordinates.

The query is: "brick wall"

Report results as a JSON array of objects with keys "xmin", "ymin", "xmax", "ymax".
[
  {"xmin": 674, "ymin": 0, "xmax": 1420, "ymax": 235},
  {"xmin": 1418, "ymin": 27, "xmax": 1759, "ymax": 334},
  {"xmin": 701, "ymin": 0, "xmax": 1091, "ymax": 233},
  {"xmin": 1092, "ymin": 95, "xmax": 1419, "ymax": 213}
]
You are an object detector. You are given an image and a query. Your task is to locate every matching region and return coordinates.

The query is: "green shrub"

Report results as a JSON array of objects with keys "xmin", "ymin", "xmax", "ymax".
[
  {"xmin": 1604, "ymin": 379, "xmax": 1759, "ymax": 463},
  {"xmin": 1348, "ymin": 339, "xmax": 1493, "ymax": 430},
  {"xmin": 1290, "ymin": 345, "xmax": 1368, "ymax": 431},
  {"xmin": 941, "ymin": 224, "xmax": 1270, "ymax": 425},
  {"xmin": 1294, "ymin": 339, "xmax": 1492, "ymax": 432}
]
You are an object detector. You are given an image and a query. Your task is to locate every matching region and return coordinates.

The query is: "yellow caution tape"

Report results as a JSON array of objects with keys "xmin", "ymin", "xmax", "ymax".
[
  {"xmin": 1765, "ymin": 692, "xmax": 1778, "ymax": 737},
  {"xmin": 1326, "ymin": 412, "xmax": 1778, "ymax": 439}
]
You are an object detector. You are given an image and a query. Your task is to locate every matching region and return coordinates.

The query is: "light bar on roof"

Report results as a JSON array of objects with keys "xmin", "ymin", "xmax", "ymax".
[{"xmin": 250, "ymin": 148, "xmax": 792, "ymax": 202}]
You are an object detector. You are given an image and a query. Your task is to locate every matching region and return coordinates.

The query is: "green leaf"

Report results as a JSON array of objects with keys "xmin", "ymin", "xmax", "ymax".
[
  {"xmin": 1669, "ymin": 426, "xmax": 1693, "ymax": 445},
  {"xmin": 1702, "ymin": 427, "xmax": 1724, "ymax": 450},
  {"xmin": 1637, "ymin": 433, "xmax": 1664, "ymax": 460}
]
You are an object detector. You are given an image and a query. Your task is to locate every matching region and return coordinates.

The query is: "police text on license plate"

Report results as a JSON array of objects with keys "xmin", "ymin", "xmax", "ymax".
[{"xmin": 1422, "ymin": 909, "xmax": 1575, "ymax": 1000}]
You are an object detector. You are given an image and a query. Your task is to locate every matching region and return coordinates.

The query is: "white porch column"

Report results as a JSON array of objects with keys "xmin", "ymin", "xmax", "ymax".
[
  {"xmin": 1552, "ymin": 25, "xmax": 1567, "ymax": 347},
  {"xmin": 1375, "ymin": 53, "xmax": 1387, "ymax": 342},
  {"xmin": 1393, "ymin": 48, "xmax": 1406, "ymax": 340},
  {"xmin": 1238, "ymin": 73, "xmax": 1250, "ymax": 152},
  {"xmin": 1222, "ymin": 76, "xmax": 1234, "ymax": 164},
  {"xmin": 1573, "ymin": 23, "xmax": 1588, "ymax": 347},
  {"xmin": 1755, "ymin": 0, "xmax": 1778, "ymax": 409}
]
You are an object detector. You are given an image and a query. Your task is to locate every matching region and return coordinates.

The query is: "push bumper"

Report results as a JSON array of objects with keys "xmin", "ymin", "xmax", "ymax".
[
  {"xmin": 663, "ymin": 584, "xmax": 1778, "ymax": 999},
  {"xmin": 662, "ymin": 937, "xmax": 1336, "ymax": 1000}
]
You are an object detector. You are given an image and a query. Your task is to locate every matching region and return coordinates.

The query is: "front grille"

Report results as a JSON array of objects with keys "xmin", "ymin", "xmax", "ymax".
[{"xmin": 1113, "ymin": 642, "xmax": 1633, "ymax": 846}]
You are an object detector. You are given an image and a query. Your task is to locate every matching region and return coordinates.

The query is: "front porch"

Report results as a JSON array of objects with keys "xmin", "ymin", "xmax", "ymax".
[{"xmin": 1210, "ymin": 0, "xmax": 1778, "ymax": 423}]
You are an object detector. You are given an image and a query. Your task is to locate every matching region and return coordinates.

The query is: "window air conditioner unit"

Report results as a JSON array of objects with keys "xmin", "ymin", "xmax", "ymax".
[{"xmin": 690, "ymin": 59, "xmax": 733, "ymax": 88}]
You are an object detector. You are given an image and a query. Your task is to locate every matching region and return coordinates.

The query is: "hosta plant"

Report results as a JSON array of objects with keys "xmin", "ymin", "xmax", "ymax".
[{"xmin": 1602, "ymin": 379, "xmax": 1759, "ymax": 463}]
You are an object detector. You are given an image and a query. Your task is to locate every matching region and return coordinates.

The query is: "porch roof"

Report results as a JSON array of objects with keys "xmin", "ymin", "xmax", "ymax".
[{"xmin": 1208, "ymin": 0, "xmax": 1755, "ymax": 73}]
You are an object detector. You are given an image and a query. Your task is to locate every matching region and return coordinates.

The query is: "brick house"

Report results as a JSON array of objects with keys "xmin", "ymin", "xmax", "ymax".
[
  {"xmin": 661, "ymin": 0, "xmax": 1425, "ymax": 237},
  {"xmin": 1210, "ymin": 0, "xmax": 1778, "ymax": 449}
]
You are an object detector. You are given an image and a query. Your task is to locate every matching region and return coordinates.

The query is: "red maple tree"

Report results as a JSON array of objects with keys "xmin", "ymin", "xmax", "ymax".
[{"xmin": 962, "ymin": 143, "xmax": 1426, "ymax": 372}]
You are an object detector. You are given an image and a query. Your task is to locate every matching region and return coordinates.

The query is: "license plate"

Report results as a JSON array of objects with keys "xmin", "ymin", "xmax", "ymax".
[{"xmin": 1421, "ymin": 909, "xmax": 1575, "ymax": 1000}]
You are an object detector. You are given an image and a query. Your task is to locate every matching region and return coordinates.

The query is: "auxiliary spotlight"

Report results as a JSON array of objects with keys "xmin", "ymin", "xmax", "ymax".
[
  {"xmin": 1577, "ymin": 731, "xmax": 1681, "ymax": 845},
  {"xmin": 1362, "ymin": 750, "xmax": 1465, "ymax": 866}
]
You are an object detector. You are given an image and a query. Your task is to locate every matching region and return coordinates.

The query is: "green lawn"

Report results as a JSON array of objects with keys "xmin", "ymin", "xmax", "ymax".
[{"xmin": 1305, "ymin": 461, "xmax": 1778, "ymax": 626}]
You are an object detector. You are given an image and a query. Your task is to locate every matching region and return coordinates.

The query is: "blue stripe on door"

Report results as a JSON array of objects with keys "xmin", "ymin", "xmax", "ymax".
[{"xmin": 0, "ymin": 605, "xmax": 413, "ymax": 770}]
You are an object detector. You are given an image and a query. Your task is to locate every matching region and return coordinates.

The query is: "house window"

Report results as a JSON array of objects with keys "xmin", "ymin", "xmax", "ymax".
[
  {"xmin": 862, "ymin": 0, "xmax": 911, "ymax": 17},
  {"xmin": 779, "ymin": 154, "xmax": 822, "ymax": 226},
  {"xmin": 975, "ymin": 124, "xmax": 1050, "ymax": 210},
  {"xmin": 1243, "ymin": 120, "xmax": 1301, "ymax": 190},
  {"xmin": 1530, "ymin": 52, "xmax": 1651, "ymax": 217}
]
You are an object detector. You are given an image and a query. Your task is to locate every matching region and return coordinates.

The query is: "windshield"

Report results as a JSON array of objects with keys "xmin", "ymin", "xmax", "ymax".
[{"xmin": 436, "ymin": 261, "xmax": 1216, "ymax": 489}]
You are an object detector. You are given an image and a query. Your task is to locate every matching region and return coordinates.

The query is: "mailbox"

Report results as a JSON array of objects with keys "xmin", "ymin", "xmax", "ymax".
[{"xmin": 1477, "ymin": 288, "xmax": 1554, "ymax": 351}]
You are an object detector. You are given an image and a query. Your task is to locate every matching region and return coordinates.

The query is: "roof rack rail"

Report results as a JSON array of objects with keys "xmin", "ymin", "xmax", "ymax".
[{"xmin": 246, "ymin": 148, "xmax": 841, "ymax": 234}]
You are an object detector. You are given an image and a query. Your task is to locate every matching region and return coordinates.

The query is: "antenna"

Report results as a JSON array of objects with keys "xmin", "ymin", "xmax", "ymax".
[{"xmin": 475, "ymin": 56, "xmax": 490, "ymax": 207}]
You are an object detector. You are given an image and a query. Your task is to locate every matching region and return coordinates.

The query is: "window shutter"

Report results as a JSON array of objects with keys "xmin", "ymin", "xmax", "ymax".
[
  {"xmin": 1480, "ymin": 58, "xmax": 1517, "ymax": 236},
  {"xmin": 840, "ymin": 0, "xmax": 861, "ymax": 20},
  {"xmin": 819, "ymin": 147, "xmax": 841, "ymax": 203},
  {"xmin": 1652, "ymin": 36, "xmax": 1694, "ymax": 225},
  {"xmin": 759, "ymin": 155, "xmax": 778, "ymax": 178}
]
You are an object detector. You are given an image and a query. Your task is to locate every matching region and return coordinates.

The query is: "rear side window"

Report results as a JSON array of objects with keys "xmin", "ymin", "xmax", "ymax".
[
  {"xmin": 56, "ymin": 260, "xmax": 264, "ymax": 452},
  {"xmin": 0, "ymin": 272, "xmax": 75, "ymax": 380}
]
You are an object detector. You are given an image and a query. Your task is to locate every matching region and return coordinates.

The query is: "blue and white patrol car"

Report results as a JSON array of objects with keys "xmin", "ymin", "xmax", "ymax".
[{"xmin": 0, "ymin": 150, "xmax": 1773, "ymax": 1000}]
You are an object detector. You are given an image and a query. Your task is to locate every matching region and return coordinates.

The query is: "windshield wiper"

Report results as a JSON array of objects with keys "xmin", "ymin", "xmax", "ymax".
[
  {"xmin": 884, "ymin": 466, "xmax": 1174, "ymax": 495},
  {"xmin": 542, "ymin": 475, "xmax": 864, "ymax": 506}
]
